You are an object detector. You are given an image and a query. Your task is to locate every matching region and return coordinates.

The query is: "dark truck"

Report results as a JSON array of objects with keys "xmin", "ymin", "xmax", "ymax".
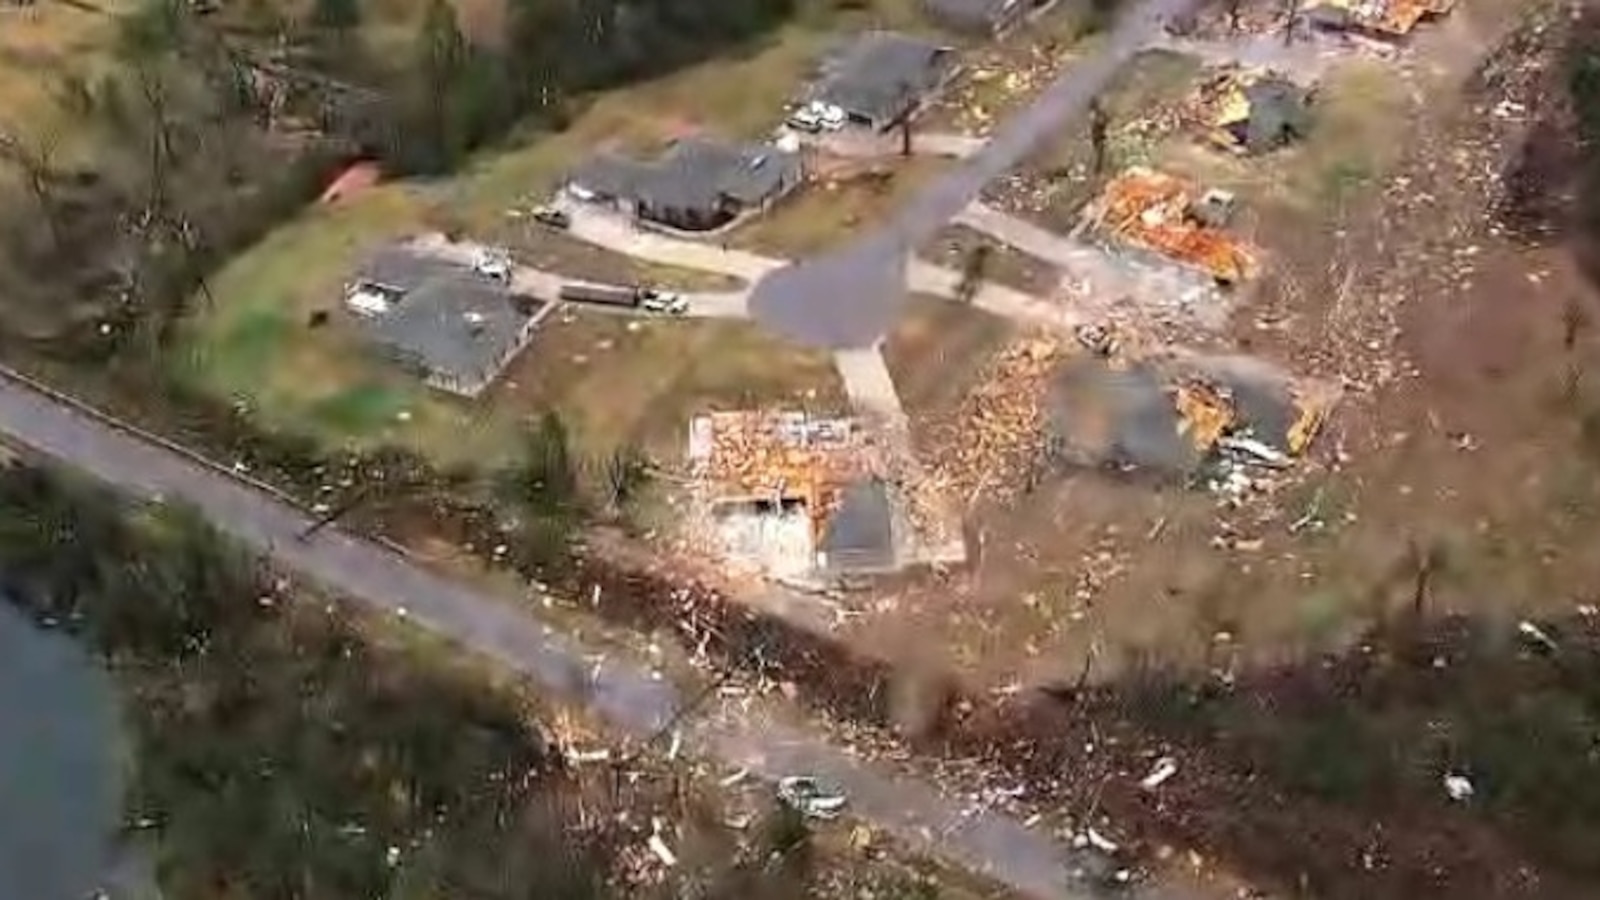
[{"xmin": 556, "ymin": 283, "xmax": 687, "ymax": 315}]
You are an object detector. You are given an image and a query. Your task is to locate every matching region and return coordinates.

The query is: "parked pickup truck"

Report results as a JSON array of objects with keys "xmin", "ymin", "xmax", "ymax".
[{"xmin": 557, "ymin": 283, "xmax": 687, "ymax": 315}]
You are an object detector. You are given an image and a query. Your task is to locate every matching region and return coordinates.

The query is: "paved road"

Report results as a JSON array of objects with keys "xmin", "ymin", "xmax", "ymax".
[
  {"xmin": 560, "ymin": 204, "xmax": 1082, "ymax": 333},
  {"xmin": 0, "ymin": 370, "xmax": 1180, "ymax": 900},
  {"xmin": 747, "ymin": 0, "xmax": 1208, "ymax": 350}
]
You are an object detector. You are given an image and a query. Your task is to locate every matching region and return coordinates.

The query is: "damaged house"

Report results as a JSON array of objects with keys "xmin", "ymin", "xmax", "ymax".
[
  {"xmin": 1191, "ymin": 68, "xmax": 1313, "ymax": 155},
  {"xmin": 345, "ymin": 241, "xmax": 545, "ymax": 397},
  {"xmin": 1079, "ymin": 166, "xmax": 1260, "ymax": 285},
  {"xmin": 687, "ymin": 411, "xmax": 900, "ymax": 582},
  {"xmin": 564, "ymin": 137, "xmax": 803, "ymax": 233},
  {"xmin": 1044, "ymin": 354, "xmax": 1333, "ymax": 485},
  {"xmin": 1300, "ymin": 0, "xmax": 1455, "ymax": 37},
  {"xmin": 799, "ymin": 31, "xmax": 959, "ymax": 132}
]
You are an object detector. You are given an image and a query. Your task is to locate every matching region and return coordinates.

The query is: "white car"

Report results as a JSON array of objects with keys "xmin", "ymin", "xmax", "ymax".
[
  {"xmin": 639, "ymin": 289, "xmax": 687, "ymax": 315},
  {"xmin": 786, "ymin": 101, "xmax": 846, "ymax": 133},
  {"xmin": 471, "ymin": 247, "xmax": 513, "ymax": 283}
]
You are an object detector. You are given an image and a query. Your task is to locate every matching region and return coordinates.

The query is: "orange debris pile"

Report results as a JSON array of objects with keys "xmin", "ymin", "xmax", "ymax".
[
  {"xmin": 687, "ymin": 410, "xmax": 867, "ymax": 533},
  {"xmin": 1081, "ymin": 167, "xmax": 1259, "ymax": 284}
]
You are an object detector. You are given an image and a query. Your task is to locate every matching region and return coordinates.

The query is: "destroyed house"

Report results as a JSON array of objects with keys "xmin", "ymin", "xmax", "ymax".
[
  {"xmin": 1301, "ymin": 0, "xmax": 1454, "ymax": 37},
  {"xmin": 1045, "ymin": 357, "xmax": 1331, "ymax": 480},
  {"xmin": 921, "ymin": 0, "xmax": 1053, "ymax": 35},
  {"xmin": 1195, "ymin": 70, "xmax": 1312, "ymax": 155},
  {"xmin": 1080, "ymin": 167, "xmax": 1259, "ymax": 285},
  {"xmin": 805, "ymin": 32, "xmax": 958, "ymax": 132},
  {"xmin": 565, "ymin": 138, "xmax": 802, "ymax": 233},
  {"xmin": 688, "ymin": 411, "xmax": 898, "ymax": 576},
  {"xmin": 348, "ymin": 244, "xmax": 543, "ymax": 397}
]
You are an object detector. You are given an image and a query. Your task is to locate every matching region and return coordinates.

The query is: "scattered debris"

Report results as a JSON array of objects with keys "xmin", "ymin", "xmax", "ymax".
[
  {"xmin": 1079, "ymin": 167, "xmax": 1260, "ymax": 285},
  {"xmin": 646, "ymin": 818, "xmax": 678, "ymax": 867},
  {"xmin": 1186, "ymin": 67, "xmax": 1315, "ymax": 155},
  {"xmin": 1302, "ymin": 0, "xmax": 1456, "ymax": 39},
  {"xmin": 1140, "ymin": 756, "xmax": 1180, "ymax": 790},
  {"xmin": 777, "ymin": 775, "xmax": 849, "ymax": 820}
]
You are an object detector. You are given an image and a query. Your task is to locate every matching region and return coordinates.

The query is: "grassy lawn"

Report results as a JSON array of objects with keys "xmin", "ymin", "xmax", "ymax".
[
  {"xmin": 176, "ymin": 0, "xmax": 935, "ymax": 469},
  {"xmin": 173, "ymin": 186, "xmax": 532, "ymax": 466},
  {"xmin": 882, "ymin": 295, "xmax": 1014, "ymax": 424},
  {"xmin": 733, "ymin": 157, "xmax": 947, "ymax": 257},
  {"xmin": 493, "ymin": 309, "xmax": 846, "ymax": 466}
]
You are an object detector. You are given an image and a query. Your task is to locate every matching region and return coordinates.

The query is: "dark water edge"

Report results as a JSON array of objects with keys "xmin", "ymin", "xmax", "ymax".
[{"xmin": 0, "ymin": 601, "xmax": 141, "ymax": 900}]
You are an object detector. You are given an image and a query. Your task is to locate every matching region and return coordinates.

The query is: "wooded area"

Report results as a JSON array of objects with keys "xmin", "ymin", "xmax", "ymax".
[{"xmin": 0, "ymin": 0, "xmax": 796, "ymax": 353}]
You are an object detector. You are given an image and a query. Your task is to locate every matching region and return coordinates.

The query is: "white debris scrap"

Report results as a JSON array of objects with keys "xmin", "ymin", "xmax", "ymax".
[
  {"xmin": 1140, "ymin": 756, "xmax": 1179, "ymax": 790},
  {"xmin": 1443, "ymin": 773, "xmax": 1474, "ymax": 802}
]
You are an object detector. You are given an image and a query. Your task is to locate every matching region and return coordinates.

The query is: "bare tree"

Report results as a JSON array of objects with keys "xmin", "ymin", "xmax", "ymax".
[
  {"xmin": 956, "ymin": 245, "xmax": 991, "ymax": 304},
  {"xmin": 898, "ymin": 79, "xmax": 915, "ymax": 158},
  {"xmin": 1226, "ymin": 0, "xmax": 1244, "ymax": 33},
  {"xmin": 1088, "ymin": 98, "xmax": 1111, "ymax": 176},
  {"xmin": 1281, "ymin": 0, "xmax": 1299, "ymax": 46}
]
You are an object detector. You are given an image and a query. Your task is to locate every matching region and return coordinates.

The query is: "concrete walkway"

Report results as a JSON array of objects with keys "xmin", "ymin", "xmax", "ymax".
[
  {"xmin": 953, "ymin": 202, "xmax": 1225, "ymax": 332},
  {"xmin": 558, "ymin": 205, "xmax": 1087, "ymax": 333}
]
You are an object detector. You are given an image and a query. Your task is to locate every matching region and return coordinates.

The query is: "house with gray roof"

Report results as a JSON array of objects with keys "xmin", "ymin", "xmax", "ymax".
[
  {"xmin": 804, "ymin": 31, "xmax": 958, "ymax": 132},
  {"xmin": 921, "ymin": 0, "xmax": 1059, "ymax": 35},
  {"xmin": 564, "ymin": 137, "xmax": 803, "ymax": 233},
  {"xmin": 347, "ymin": 243, "xmax": 545, "ymax": 397}
]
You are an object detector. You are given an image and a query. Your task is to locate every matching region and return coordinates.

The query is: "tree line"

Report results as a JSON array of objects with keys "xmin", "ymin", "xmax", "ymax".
[{"xmin": 0, "ymin": 0, "xmax": 796, "ymax": 355}]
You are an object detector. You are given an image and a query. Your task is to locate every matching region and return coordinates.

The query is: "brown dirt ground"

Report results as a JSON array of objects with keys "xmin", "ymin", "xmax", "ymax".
[{"xmin": 839, "ymin": 0, "xmax": 1554, "ymax": 691}]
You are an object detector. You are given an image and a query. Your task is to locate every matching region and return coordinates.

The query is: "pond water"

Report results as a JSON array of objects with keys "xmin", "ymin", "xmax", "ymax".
[{"xmin": 0, "ymin": 602, "xmax": 131, "ymax": 900}]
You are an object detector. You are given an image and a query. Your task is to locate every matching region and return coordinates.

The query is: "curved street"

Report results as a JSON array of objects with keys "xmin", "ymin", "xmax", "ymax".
[{"xmin": 747, "ymin": 0, "xmax": 1207, "ymax": 350}]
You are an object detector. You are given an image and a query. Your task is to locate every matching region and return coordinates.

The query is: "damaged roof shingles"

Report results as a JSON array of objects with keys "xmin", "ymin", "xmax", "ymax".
[{"xmin": 808, "ymin": 31, "xmax": 957, "ymax": 127}]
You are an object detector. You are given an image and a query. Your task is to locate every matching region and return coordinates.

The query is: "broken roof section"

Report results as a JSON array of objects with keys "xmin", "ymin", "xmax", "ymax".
[
  {"xmin": 688, "ymin": 410, "xmax": 865, "ymax": 506},
  {"xmin": 805, "ymin": 31, "xmax": 958, "ymax": 131},
  {"xmin": 1301, "ymin": 0, "xmax": 1455, "ymax": 36},
  {"xmin": 1045, "ymin": 354, "xmax": 1333, "ymax": 481},
  {"xmin": 1080, "ymin": 167, "xmax": 1260, "ymax": 284},
  {"xmin": 1192, "ymin": 68, "xmax": 1313, "ymax": 155}
]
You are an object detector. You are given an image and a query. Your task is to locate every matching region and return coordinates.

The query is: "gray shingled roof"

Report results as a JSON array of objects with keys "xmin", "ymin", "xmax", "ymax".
[
  {"xmin": 921, "ymin": 0, "xmax": 1021, "ymax": 31},
  {"xmin": 354, "ymin": 245, "xmax": 461, "ymax": 294},
  {"xmin": 365, "ymin": 274, "xmax": 540, "ymax": 392},
  {"xmin": 566, "ymin": 138, "xmax": 802, "ymax": 216},
  {"xmin": 809, "ymin": 31, "xmax": 956, "ymax": 126},
  {"xmin": 819, "ymin": 478, "xmax": 897, "ymax": 573}
]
